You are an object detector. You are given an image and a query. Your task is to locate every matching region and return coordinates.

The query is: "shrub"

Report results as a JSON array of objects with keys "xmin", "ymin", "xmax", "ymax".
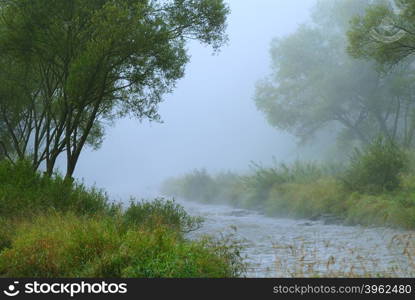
[
  {"xmin": 0, "ymin": 217, "xmax": 16, "ymax": 251},
  {"xmin": 265, "ymin": 178, "xmax": 345, "ymax": 218},
  {"xmin": 181, "ymin": 169, "xmax": 218, "ymax": 202},
  {"xmin": 123, "ymin": 198, "xmax": 203, "ymax": 233},
  {"xmin": 161, "ymin": 162, "xmax": 341, "ymax": 209},
  {"xmin": 162, "ymin": 169, "xmax": 219, "ymax": 203},
  {"xmin": 240, "ymin": 161, "xmax": 332, "ymax": 209},
  {"xmin": 0, "ymin": 160, "xmax": 118, "ymax": 217},
  {"xmin": 342, "ymin": 138, "xmax": 408, "ymax": 194},
  {"xmin": 0, "ymin": 213, "xmax": 246, "ymax": 278}
]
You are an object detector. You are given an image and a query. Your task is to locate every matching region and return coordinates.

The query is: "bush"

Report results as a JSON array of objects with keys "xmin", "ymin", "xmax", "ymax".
[
  {"xmin": 0, "ymin": 217, "xmax": 16, "ymax": 251},
  {"xmin": 123, "ymin": 198, "xmax": 203, "ymax": 233},
  {"xmin": 162, "ymin": 169, "xmax": 219, "ymax": 203},
  {"xmin": 0, "ymin": 161, "xmax": 247, "ymax": 278},
  {"xmin": 0, "ymin": 160, "xmax": 118, "ymax": 217},
  {"xmin": 265, "ymin": 178, "xmax": 345, "ymax": 218},
  {"xmin": 162, "ymin": 162, "xmax": 341, "ymax": 209},
  {"xmin": 0, "ymin": 213, "xmax": 246, "ymax": 278},
  {"xmin": 342, "ymin": 138, "xmax": 408, "ymax": 194},
  {"xmin": 181, "ymin": 169, "xmax": 219, "ymax": 202}
]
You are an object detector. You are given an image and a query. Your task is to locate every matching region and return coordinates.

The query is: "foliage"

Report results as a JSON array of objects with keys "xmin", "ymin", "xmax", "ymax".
[
  {"xmin": 0, "ymin": 161, "xmax": 246, "ymax": 277},
  {"xmin": 0, "ymin": 217, "xmax": 15, "ymax": 251},
  {"xmin": 123, "ymin": 198, "xmax": 203, "ymax": 233},
  {"xmin": 162, "ymin": 161, "xmax": 338, "ymax": 208},
  {"xmin": 0, "ymin": 213, "xmax": 246, "ymax": 278},
  {"xmin": 162, "ymin": 169, "xmax": 219, "ymax": 202},
  {"xmin": 0, "ymin": 160, "xmax": 117, "ymax": 218},
  {"xmin": 0, "ymin": 0, "xmax": 229, "ymax": 178},
  {"xmin": 347, "ymin": 0, "xmax": 415, "ymax": 66},
  {"xmin": 255, "ymin": 0, "xmax": 415, "ymax": 148},
  {"xmin": 162, "ymin": 153, "xmax": 415, "ymax": 229},
  {"xmin": 266, "ymin": 178, "xmax": 344, "ymax": 219},
  {"xmin": 342, "ymin": 138, "xmax": 409, "ymax": 194},
  {"xmin": 241, "ymin": 162, "xmax": 329, "ymax": 209}
]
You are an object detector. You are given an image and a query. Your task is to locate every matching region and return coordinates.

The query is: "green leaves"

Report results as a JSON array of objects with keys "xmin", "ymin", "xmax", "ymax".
[
  {"xmin": 342, "ymin": 137, "xmax": 409, "ymax": 193},
  {"xmin": 255, "ymin": 0, "xmax": 415, "ymax": 150},
  {"xmin": 347, "ymin": 0, "xmax": 415, "ymax": 66},
  {"xmin": 0, "ymin": 0, "xmax": 229, "ymax": 177}
]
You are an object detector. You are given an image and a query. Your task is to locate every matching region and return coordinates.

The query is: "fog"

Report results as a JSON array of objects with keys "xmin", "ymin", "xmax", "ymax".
[
  {"xmin": 2, "ymin": 0, "xmax": 415, "ymax": 279},
  {"xmin": 72, "ymin": 0, "xmax": 316, "ymax": 199}
]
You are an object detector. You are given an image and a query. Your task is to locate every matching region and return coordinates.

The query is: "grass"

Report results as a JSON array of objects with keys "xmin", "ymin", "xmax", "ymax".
[
  {"xmin": 161, "ymin": 144, "xmax": 415, "ymax": 229},
  {"xmin": 270, "ymin": 232, "xmax": 415, "ymax": 278},
  {"xmin": 0, "ymin": 160, "xmax": 246, "ymax": 278},
  {"xmin": 123, "ymin": 198, "xmax": 203, "ymax": 233},
  {"xmin": 0, "ymin": 160, "xmax": 117, "ymax": 218},
  {"xmin": 0, "ymin": 212, "xmax": 246, "ymax": 278}
]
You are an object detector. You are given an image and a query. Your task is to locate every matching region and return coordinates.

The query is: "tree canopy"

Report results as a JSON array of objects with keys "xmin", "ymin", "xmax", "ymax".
[
  {"xmin": 255, "ymin": 0, "xmax": 415, "ymax": 151},
  {"xmin": 0, "ymin": 0, "xmax": 229, "ymax": 178},
  {"xmin": 347, "ymin": 0, "xmax": 415, "ymax": 66}
]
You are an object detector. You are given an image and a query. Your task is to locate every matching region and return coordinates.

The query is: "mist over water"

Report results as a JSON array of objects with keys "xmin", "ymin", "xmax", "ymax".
[{"xmin": 71, "ymin": 0, "xmax": 316, "ymax": 199}]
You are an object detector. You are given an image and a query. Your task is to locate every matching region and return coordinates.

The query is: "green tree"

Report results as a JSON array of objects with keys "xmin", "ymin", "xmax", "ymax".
[
  {"xmin": 342, "ymin": 137, "xmax": 408, "ymax": 193},
  {"xmin": 347, "ymin": 0, "xmax": 415, "ymax": 67},
  {"xmin": 255, "ymin": 0, "xmax": 415, "ymax": 149},
  {"xmin": 0, "ymin": 56, "xmax": 39, "ymax": 164},
  {"xmin": 0, "ymin": 0, "xmax": 229, "ymax": 178}
]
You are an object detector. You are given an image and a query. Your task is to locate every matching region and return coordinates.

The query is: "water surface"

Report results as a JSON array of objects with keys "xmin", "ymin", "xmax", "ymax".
[{"xmin": 177, "ymin": 199, "xmax": 415, "ymax": 277}]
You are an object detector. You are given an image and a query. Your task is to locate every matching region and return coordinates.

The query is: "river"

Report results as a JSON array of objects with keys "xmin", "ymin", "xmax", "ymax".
[{"xmin": 176, "ymin": 199, "xmax": 415, "ymax": 278}]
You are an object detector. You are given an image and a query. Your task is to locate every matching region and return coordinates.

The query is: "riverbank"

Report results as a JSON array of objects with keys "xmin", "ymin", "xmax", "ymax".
[
  {"xmin": 263, "ymin": 177, "xmax": 415, "ymax": 228},
  {"xmin": 0, "ymin": 160, "xmax": 246, "ymax": 278},
  {"xmin": 161, "ymin": 141, "xmax": 415, "ymax": 229},
  {"xmin": 162, "ymin": 170, "xmax": 415, "ymax": 229}
]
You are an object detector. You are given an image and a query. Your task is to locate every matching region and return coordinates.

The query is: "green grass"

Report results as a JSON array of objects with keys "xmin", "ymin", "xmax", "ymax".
[
  {"xmin": 0, "ymin": 160, "xmax": 117, "ymax": 218},
  {"xmin": 123, "ymin": 198, "xmax": 203, "ymax": 233},
  {"xmin": 0, "ymin": 160, "xmax": 246, "ymax": 278},
  {"xmin": 162, "ymin": 153, "xmax": 415, "ymax": 229},
  {"xmin": 0, "ymin": 212, "xmax": 245, "ymax": 277}
]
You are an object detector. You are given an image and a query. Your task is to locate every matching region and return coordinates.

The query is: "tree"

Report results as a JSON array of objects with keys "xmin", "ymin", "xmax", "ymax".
[
  {"xmin": 0, "ymin": 56, "xmax": 39, "ymax": 164},
  {"xmin": 0, "ymin": 0, "xmax": 229, "ymax": 178},
  {"xmin": 254, "ymin": 0, "xmax": 415, "ymax": 150},
  {"xmin": 347, "ymin": 0, "xmax": 415, "ymax": 67}
]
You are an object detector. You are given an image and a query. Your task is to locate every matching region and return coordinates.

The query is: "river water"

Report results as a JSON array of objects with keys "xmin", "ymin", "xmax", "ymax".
[{"xmin": 176, "ymin": 199, "xmax": 415, "ymax": 278}]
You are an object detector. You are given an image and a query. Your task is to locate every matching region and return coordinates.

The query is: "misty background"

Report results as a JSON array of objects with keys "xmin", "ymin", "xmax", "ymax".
[{"xmin": 71, "ymin": 0, "xmax": 317, "ymax": 199}]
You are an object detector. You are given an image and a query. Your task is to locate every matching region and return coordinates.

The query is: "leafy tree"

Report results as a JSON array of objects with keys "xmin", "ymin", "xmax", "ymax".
[
  {"xmin": 342, "ymin": 137, "xmax": 408, "ymax": 193},
  {"xmin": 348, "ymin": 0, "xmax": 415, "ymax": 67},
  {"xmin": 0, "ymin": 57, "xmax": 39, "ymax": 164},
  {"xmin": 255, "ymin": 0, "xmax": 415, "ymax": 149},
  {"xmin": 0, "ymin": 0, "xmax": 229, "ymax": 178}
]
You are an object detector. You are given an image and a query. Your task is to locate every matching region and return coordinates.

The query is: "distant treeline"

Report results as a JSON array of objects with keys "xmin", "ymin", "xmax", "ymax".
[{"xmin": 162, "ymin": 138, "xmax": 415, "ymax": 229}]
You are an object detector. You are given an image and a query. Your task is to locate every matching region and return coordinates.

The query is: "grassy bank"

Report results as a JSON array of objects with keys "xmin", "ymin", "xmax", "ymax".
[
  {"xmin": 0, "ymin": 160, "xmax": 246, "ymax": 278},
  {"xmin": 162, "ymin": 140, "xmax": 415, "ymax": 229}
]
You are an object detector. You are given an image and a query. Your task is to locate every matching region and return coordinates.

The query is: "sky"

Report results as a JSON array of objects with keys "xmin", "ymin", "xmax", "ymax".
[{"xmin": 70, "ymin": 0, "xmax": 317, "ymax": 200}]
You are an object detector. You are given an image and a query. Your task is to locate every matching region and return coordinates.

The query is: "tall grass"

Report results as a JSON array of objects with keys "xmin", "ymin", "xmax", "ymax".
[
  {"xmin": 341, "ymin": 138, "xmax": 408, "ymax": 194},
  {"xmin": 271, "ymin": 232, "xmax": 415, "ymax": 278},
  {"xmin": 162, "ymin": 161, "xmax": 341, "ymax": 209},
  {"xmin": 123, "ymin": 198, "xmax": 203, "ymax": 233},
  {"xmin": 162, "ymin": 142, "xmax": 415, "ymax": 229},
  {"xmin": 241, "ymin": 161, "xmax": 339, "ymax": 209},
  {"xmin": 0, "ymin": 160, "xmax": 117, "ymax": 218},
  {"xmin": 0, "ymin": 212, "xmax": 246, "ymax": 278},
  {"xmin": 0, "ymin": 160, "xmax": 247, "ymax": 278}
]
